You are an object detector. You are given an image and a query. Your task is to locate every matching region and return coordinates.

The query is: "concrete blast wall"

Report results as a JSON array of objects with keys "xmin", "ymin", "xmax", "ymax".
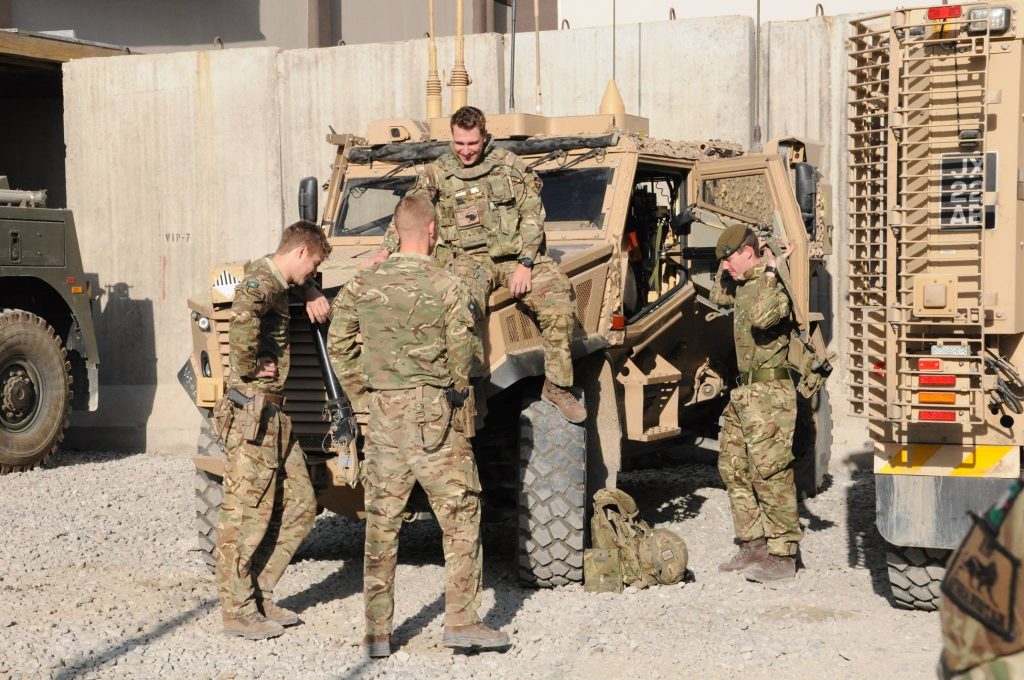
[{"xmin": 63, "ymin": 16, "xmax": 859, "ymax": 453}]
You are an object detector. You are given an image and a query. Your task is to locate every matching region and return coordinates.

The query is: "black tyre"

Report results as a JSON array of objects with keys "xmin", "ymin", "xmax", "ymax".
[
  {"xmin": 886, "ymin": 545, "xmax": 948, "ymax": 611},
  {"xmin": 518, "ymin": 398, "xmax": 586, "ymax": 587},
  {"xmin": 196, "ymin": 416, "xmax": 223, "ymax": 456},
  {"xmin": 0, "ymin": 310, "xmax": 72, "ymax": 473},
  {"xmin": 195, "ymin": 467, "xmax": 224, "ymax": 572},
  {"xmin": 793, "ymin": 388, "xmax": 832, "ymax": 499}
]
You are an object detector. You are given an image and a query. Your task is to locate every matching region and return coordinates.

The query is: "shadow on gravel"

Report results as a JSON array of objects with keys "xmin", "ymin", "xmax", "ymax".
[
  {"xmin": 55, "ymin": 598, "xmax": 217, "ymax": 679},
  {"xmin": 47, "ymin": 449, "xmax": 143, "ymax": 470},
  {"xmin": 618, "ymin": 459, "xmax": 723, "ymax": 526},
  {"xmin": 844, "ymin": 446, "xmax": 896, "ymax": 604}
]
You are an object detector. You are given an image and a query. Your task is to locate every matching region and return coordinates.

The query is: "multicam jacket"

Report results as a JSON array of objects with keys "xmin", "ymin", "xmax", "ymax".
[
  {"xmin": 227, "ymin": 256, "xmax": 291, "ymax": 394},
  {"xmin": 326, "ymin": 252, "xmax": 478, "ymax": 410},
  {"xmin": 709, "ymin": 261, "xmax": 794, "ymax": 374},
  {"xmin": 382, "ymin": 145, "xmax": 548, "ymax": 262}
]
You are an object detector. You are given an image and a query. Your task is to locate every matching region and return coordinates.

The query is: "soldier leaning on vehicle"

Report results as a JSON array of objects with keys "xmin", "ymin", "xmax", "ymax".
[
  {"xmin": 213, "ymin": 220, "xmax": 331, "ymax": 639},
  {"xmin": 327, "ymin": 195, "xmax": 510, "ymax": 659},
  {"xmin": 710, "ymin": 224, "xmax": 803, "ymax": 583}
]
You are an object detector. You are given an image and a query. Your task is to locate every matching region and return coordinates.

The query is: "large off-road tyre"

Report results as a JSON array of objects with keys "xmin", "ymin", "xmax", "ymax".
[
  {"xmin": 0, "ymin": 310, "xmax": 72, "ymax": 474},
  {"xmin": 886, "ymin": 545, "xmax": 949, "ymax": 611},
  {"xmin": 195, "ymin": 467, "xmax": 224, "ymax": 572},
  {"xmin": 196, "ymin": 417, "xmax": 223, "ymax": 456},
  {"xmin": 518, "ymin": 398, "xmax": 586, "ymax": 587},
  {"xmin": 793, "ymin": 388, "xmax": 832, "ymax": 499}
]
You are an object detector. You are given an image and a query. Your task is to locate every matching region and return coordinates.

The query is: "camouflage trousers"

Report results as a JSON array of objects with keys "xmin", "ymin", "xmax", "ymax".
[
  {"xmin": 450, "ymin": 253, "xmax": 575, "ymax": 387},
  {"xmin": 718, "ymin": 379, "xmax": 802, "ymax": 557},
  {"xmin": 363, "ymin": 386, "xmax": 483, "ymax": 636},
  {"xmin": 215, "ymin": 402, "xmax": 315, "ymax": 618}
]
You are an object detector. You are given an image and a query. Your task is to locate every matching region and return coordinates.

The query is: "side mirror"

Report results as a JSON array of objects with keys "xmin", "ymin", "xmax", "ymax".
[
  {"xmin": 793, "ymin": 163, "xmax": 816, "ymax": 235},
  {"xmin": 671, "ymin": 207, "xmax": 695, "ymax": 236},
  {"xmin": 298, "ymin": 176, "xmax": 318, "ymax": 222}
]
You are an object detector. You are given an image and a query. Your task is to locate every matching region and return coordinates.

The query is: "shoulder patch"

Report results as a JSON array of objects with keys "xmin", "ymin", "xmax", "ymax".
[{"xmin": 246, "ymin": 280, "xmax": 261, "ymax": 289}]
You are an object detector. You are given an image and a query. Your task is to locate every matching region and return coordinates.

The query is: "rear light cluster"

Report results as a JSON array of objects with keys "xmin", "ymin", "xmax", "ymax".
[
  {"xmin": 915, "ymin": 357, "xmax": 959, "ymax": 420},
  {"xmin": 925, "ymin": 4, "xmax": 1011, "ymax": 35}
]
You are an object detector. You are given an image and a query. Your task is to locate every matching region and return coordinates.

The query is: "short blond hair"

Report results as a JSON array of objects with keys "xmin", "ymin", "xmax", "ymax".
[
  {"xmin": 393, "ymin": 195, "xmax": 435, "ymax": 237},
  {"xmin": 277, "ymin": 220, "xmax": 332, "ymax": 259}
]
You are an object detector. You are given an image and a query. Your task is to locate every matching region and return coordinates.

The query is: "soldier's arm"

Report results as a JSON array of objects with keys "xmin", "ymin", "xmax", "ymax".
[
  {"xmin": 326, "ymin": 278, "xmax": 369, "ymax": 410},
  {"xmin": 381, "ymin": 163, "xmax": 439, "ymax": 252},
  {"xmin": 442, "ymin": 280, "xmax": 479, "ymax": 390},
  {"xmin": 708, "ymin": 264, "xmax": 736, "ymax": 307},
  {"xmin": 510, "ymin": 155, "xmax": 546, "ymax": 261},
  {"xmin": 749, "ymin": 276, "xmax": 792, "ymax": 330},
  {"xmin": 228, "ymin": 277, "xmax": 273, "ymax": 381}
]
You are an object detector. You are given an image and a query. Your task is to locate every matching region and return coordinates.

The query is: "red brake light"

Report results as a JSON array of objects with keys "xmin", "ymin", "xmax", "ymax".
[
  {"xmin": 918, "ymin": 358, "xmax": 942, "ymax": 371},
  {"xmin": 919, "ymin": 410, "xmax": 957, "ymax": 422},
  {"xmin": 927, "ymin": 5, "xmax": 962, "ymax": 20},
  {"xmin": 919, "ymin": 374, "xmax": 956, "ymax": 387}
]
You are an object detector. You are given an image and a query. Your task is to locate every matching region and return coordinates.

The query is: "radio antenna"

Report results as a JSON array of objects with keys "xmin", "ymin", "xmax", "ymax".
[{"xmin": 426, "ymin": 0, "xmax": 442, "ymax": 119}]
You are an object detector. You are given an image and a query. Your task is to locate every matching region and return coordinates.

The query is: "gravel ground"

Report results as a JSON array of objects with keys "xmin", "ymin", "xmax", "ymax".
[{"xmin": 0, "ymin": 423, "xmax": 942, "ymax": 680}]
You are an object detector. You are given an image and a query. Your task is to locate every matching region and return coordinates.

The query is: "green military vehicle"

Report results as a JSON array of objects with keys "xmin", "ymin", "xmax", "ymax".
[
  {"xmin": 0, "ymin": 177, "xmax": 100, "ymax": 473},
  {"xmin": 181, "ymin": 107, "xmax": 835, "ymax": 585}
]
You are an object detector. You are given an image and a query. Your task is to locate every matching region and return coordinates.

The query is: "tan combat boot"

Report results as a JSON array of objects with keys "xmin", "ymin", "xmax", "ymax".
[
  {"xmin": 258, "ymin": 600, "xmax": 300, "ymax": 627},
  {"xmin": 442, "ymin": 622, "xmax": 511, "ymax": 650},
  {"xmin": 717, "ymin": 538, "xmax": 768, "ymax": 573},
  {"xmin": 744, "ymin": 554, "xmax": 797, "ymax": 583},
  {"xmin": 541, "ymin": 380, "xmax": 586, "ymax": 424},
  {"xmin": 361, "ymin": 633, "xmax": 391, "ymax": 659},
  {"xmin": 222, "ymin": 611, "xmax": 285, "ymax": 640}
]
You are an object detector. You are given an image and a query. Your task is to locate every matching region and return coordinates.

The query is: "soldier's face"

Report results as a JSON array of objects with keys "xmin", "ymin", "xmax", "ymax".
[
  {"xmin": 452, "ymin": 125, "xmax": 486, "ymax": 166},
  {"xmin": 295, "ymin": 245, "xmax": 325, "ymax": 284},
  {"xmin": 722, "ymin": 245, "xmax": 757, "ymax": 280}
]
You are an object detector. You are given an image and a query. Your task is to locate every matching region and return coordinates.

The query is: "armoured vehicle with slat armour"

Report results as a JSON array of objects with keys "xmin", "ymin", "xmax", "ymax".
[
  {"xmin": 847, "ymin": 1, "xmax": 1024, "ymax": 611},
  {"xmin": 0, "ymin": 178, "xmax": 100, "ymax": 473}
]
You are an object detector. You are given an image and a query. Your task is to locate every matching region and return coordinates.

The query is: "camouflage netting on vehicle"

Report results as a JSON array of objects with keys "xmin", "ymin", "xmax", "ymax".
[{"xmin": 346, "ymin": 133, "xmax": 619, "ymax": 165}]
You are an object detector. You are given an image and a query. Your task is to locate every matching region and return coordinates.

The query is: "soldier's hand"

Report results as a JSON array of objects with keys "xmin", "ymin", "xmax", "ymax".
[
  {"xmin": 358, "ymin": 248, "xmax": 390, "ymax": 270},
  {"xmin": 304, "ymin": 288, "xmax": 330, "ymax": 324},
  {"xmin": 779, "ymin": 241, "xmax": 795, "ymax": 261},
  {"xmin": 509, "ymin": 264, "xmax": 533, "ymax": 297},
  {"xmin": 254, "ymin": 358, "xmax": 278, "ymax": 379}
]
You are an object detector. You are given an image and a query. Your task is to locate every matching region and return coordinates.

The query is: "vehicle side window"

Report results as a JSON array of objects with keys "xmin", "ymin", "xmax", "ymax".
[{"xmin": 700, "ymin": 173, "xmax": 774, "ymax": 225}]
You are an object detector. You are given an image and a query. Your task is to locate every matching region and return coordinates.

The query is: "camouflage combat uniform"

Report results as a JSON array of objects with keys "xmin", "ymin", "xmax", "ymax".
[
  {"xmin": 710, "ymin": 261, "xmax": 802, "ymax": 557},
  {"xmin": 215, "ymin": 256, "xmax": 315, "ymax": 619},
  {"xmin": 327, "ymin": 252, "xmax": 482, "ymax": 637},
  {"xmin": 938, "ymin": 480, "xmax": 1024, "ymax": 680},
  {"xmin": 382, "ymin": 146, "xmax": 575, "ymax": 387}
]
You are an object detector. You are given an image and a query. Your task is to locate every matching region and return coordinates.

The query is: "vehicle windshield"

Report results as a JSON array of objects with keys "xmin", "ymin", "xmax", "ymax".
[{"xmin": 332, "ymin": 165, "xmax": 612, "ymax": 237}]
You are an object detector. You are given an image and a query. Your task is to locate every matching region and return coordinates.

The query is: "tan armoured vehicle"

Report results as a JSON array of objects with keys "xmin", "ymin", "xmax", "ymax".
[
  {"xmin": 848, "ymin": 1, "xmax": 1024, "ymax": 610},
  {"xmin": 180, "ymin": 107, "xmax": 835, "ymax": 586}
]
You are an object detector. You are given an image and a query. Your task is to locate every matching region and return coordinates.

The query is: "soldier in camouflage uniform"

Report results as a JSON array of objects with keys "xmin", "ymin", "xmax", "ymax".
[
  {"xmin": 370, "ymin": 106, "xmax": 585, "ymax": 424},
  {"xmin": 214, "ymin": 221, "xmax": 330, "ymax": 639},
  {"xmin": 329, "ymin": 195, "xmax": 510, "ymax": 658},
  {"xmin": 938, "ymin": 480, "xmax": 1023, "ymax": 679},
  {"xmin": 710, "ymin": 224, "xmax": 803, "ymax": 582}
]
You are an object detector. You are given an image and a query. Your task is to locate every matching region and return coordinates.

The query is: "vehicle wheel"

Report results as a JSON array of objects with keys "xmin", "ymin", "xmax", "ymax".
[
  {"xmin": 0, "ymin": 310, "xmax": 72, "ymax": 474},
  {"xmin": 886, "ymin": 545, "xmax": 948, "ymax": 611},
  {"xmin": 196, "ymin": 416, "xmax": 223, "ymax": 456},
  {"xmin": 793, "ymin": 388, "xmax": 832, "ymax": 499},
  {"xmin": 518, "ymin": 398, "xmax": 586, "ymax": 587},
  {"xmin": 195, "ymin": 468, "xmax": 224, "ymax": 572}
]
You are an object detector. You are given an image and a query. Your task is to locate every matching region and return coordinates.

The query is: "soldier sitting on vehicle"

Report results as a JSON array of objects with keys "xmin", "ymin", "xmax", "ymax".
[
  {"xmin": 328, "ymin": 195, "xmax": 510, "ymax": 658},
  {"xmin": 711, "ymin": 224, "xmax": 803, "ymax": 582},
  {"xmin": 364, "ymin": 106, "xmax": 586, "ymax": 424}
]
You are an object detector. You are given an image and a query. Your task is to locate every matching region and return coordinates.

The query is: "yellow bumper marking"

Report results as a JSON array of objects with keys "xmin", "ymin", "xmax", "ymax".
[{"xmin": 876, "ymin": 444, "xmax": 1019, "ymax": 478}]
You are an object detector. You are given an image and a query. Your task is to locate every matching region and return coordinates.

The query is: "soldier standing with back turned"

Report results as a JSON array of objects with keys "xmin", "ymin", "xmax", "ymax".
[
  {"xmin": 368, "ymin": 106, "xmax": 585, "ymax": 424},
  {"xmin": 328, "ymin": 195, "xmax": 510, "ymax": 658},
  {"xmin": 214, "ymin": 221, "xmax": 331, "ymax": 639},
  {"xmin": 710, "ymin": 224, "xmax": 803, "ymax": 582}
]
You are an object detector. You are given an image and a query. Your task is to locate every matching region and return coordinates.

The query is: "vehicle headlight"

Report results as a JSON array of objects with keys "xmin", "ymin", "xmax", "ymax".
[
  {"xmin": 197, "ymin": 315, "xmax": 211, "ymax": 332},
  {"xmin": 967, "ymin": 7, "xmax": 1011, "ymax": 35}
]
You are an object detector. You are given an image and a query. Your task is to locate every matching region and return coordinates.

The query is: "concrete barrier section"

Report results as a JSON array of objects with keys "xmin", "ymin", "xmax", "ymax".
[{"xmin": 63, "ymin": 17, "xmax": 861, "ymax": 452}]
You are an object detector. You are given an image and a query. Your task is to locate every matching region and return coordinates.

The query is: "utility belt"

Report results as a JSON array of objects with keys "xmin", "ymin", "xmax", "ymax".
[
  {"xmin": 213, "ymin": 386, "xmax": 285, "ymax": 445},
  {"xmin": 371, "ymin": 382, "xmax": 475, "ymax": 438},
  {"xmin": 736, "ymin": 367, "xmax": 791, "ymax": 387}
]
